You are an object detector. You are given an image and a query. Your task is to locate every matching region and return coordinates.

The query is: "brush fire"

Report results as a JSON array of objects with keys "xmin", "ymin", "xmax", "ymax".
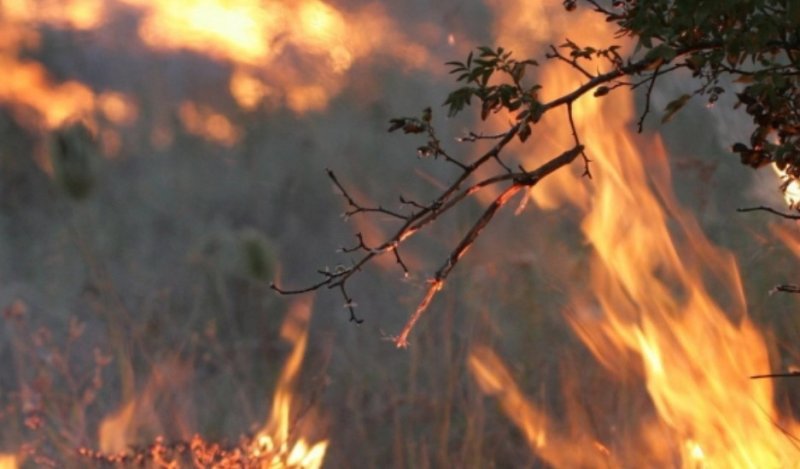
[{"xmin": 1, "ymin": 0, "xmax": 800, "ymax": 468}]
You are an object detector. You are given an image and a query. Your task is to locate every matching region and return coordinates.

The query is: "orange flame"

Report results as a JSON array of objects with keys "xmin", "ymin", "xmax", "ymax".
[
  {"xmin": 471, "ymin": 3, "xmax": 800, "ymax": 466},
  {"xmin": 0, "ymin": 454, "xmax": 18, "ymax": 469},
  {"xmin": 4, "ymin": 0, "xmax": 106, "ymax": 30},
  {"xmin": 178, "ymin": 101, "xmax": 241, "ymax": 146},
  {"xmin": 117, "ymin": 0, "xmax": 431, "ymax": 113},
  {"xmin": 96, "ymin": 298, "xmax": 327, "ymax": 467},
  {"xmin": 98, "ymin": 358, "xmax": 193, "ymax": 454},
  {"xmin": 249, "ymin": 297, "xmax": 328, "ymax": 469}
]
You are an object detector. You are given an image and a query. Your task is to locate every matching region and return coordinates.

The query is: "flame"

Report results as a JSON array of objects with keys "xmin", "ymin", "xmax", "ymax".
[
  {"xmin": 98, "ymin": 92, "xmax": 137, "ymax": 126},
  {"xmin": 0, "ymin": 0, "xmax": 435, "ymax": 136},
  {"xmin": 0, "ymin": 55, "xmax": 95, "ymax": 128},
  {"xmin": 249, "ymin": 297, "xmax": 328, "ymax": 469},
  {"xmin": 3, "ymin": 0, "xmax": 106, "ymax": 30},
  {"xmin": 117, "ymin": 0, "xmax": 431, "ymax": 113},
  {"xmin": 178, "ymin": 101, "xmax": 241, "ymax": 146},
  {"xmin": 121, "ymin": 0, "xmax": 279, "ymax": 64},
  {"xmin": 469, "ymin": 346, "xmax": 613, "ymax": 467},
  {"xmin": 470, "ymin": 3, "xmax": 800, "ymax": 466},
  {"xmin": 0, "ymin": 454, "xmax": 18, "ymax": 469},
  {"xmin": 95, "ymin": 298, "xmax": 326, "ymax": 467},
  {"xmin": 98, "ymin": 358, "xmax": 192, "ymax": 454}
]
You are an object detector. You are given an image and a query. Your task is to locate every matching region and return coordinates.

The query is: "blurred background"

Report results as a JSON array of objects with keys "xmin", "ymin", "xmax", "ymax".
[{"xmin": 1, "ymin": 0, "xmax": 799, "ymax": 467}]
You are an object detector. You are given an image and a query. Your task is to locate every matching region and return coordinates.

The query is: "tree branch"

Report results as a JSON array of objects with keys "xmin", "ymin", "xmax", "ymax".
[
  {"xmin": 393, "ymin": 145, "xmax": 583, "ymax": 347},
  {"xmin": 737, "ymin": 206, "xmax": 800, "ymax": 220}
]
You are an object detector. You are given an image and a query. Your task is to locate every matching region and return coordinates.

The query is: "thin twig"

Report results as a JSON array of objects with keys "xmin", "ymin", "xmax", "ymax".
[
  {"xmin": 751, "ymin": 371, "xmax": 800, "ymax": 379},
  {"xmin": 457, "ymin": 131, "xmax": 507, "ymax": 142},
  {"xmin": 637, "ymin": 64, "xmax": 660, "ymax": 132},
  {"xmin": 566, "ymin": 102, "xmax": 592, "ymax": 178},
  {"xmin": 772, "ymin": 284, "xmax": 800, "ymax": 294},
  {"xmin": 737, "ymin": 206, "xmax": 800, "ymax": 220},
  {"xmin": 327, "ymin": 169, "xmax": 408, "ymax": 220}
]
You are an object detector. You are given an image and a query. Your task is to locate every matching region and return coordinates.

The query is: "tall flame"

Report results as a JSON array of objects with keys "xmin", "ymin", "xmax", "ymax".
[
  {"xmin": 249, "ymin": 297, "xmax": 328, "ymax": 469},
  {"xmin": 471, "ymin": 3, "xmax": 800, "ymax": 466}
]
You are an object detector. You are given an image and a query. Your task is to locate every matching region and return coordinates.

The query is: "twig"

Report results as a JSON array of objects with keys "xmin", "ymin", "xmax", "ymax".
[
  {"xmin": 751, "ymin": 371, "xmax": 800, "ymax": 379},
  {"xmin": 636, "ymin": 64, "xmax": 660, "ymax": 132},
  {"xmin": 737, "ymin": 206, "xmax": 800, "ymax": 220},
  {"xmin": 457, "ymin": 131, "xmax": 507, "ymax": 142},
  {"xmin": 772, "ymin": 284, "xmax": 800, "ymax": 294},
  {"xmin": 327, "ymin": 169, "xmax": 408, "ymax": 220},
  {"xmin": 566, "ymin": 102, "xmax": 592, "ymax": 178}
]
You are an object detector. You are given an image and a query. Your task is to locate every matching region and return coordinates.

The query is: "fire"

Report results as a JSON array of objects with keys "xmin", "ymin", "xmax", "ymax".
[
  {"xmin": 93, "ymin": 298, "xmax": 326, "ymax": 467},
  {"xmin": 116, "ymin": 0, "xmax": 431, "ymax": 112},
  {"xmin": 4, "ymin": 0, "xmax": 106, "ymax": 30},
  {"xmin": 0, "ymin": 0, "xmax": 435, "ymax": 139},
  {"xmin": 0, "ymin": 454, "xmax": 17, "ymax": 469},
  {"xmin": 470, "ymin": 3, "xmax": 800, "ymax": 466},
  {"xmin": 248, "ymin": 297, "xmax": 328, "ymax": 469},
  {"xmin": 0, "ymin": 55, "xmax": 95, "ymax": 128},
  {"xmin": 121, "ymin": 0, "xmax": 278, "ymax": 64},
  {"xmin": 178, "ymin": 101, "xmax": 241, "ymax": 147}
]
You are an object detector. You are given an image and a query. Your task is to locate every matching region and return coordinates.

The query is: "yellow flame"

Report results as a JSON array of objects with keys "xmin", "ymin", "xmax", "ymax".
[
  {"xmin": 98, "ymin": 358, "xmax": 191, "ymax": 454},
  {"xmin": 98, "ymin": 401, "xmax": 137, "ymax": 454},
  {"xmin": 3, "ymin": 0, "xmax": 106, "ymax": 30},
  {"xmin": 470, "ymin": 3, "xmax": 800, "ymax": 467},
  {"xmin": 0, "ymin": 454, "xmax": 18, "ymax": 469},
  {"xmin": 469, "ymin": 346, "xmax": 621, "ymax": 467},
  {"xmin": 98, "ymin": 92, "xmax": 137, "ymax": 125},
  {"xmin": 178, "ymin": 101, "xmax": 241, "ymax": 146},
  {"xmin": 249, "ymin": 297, "xmax": 328, "ymax": 468},
  {"xmin": 0, "ymin": 55, "xmax": 95, "ymax": 128}
]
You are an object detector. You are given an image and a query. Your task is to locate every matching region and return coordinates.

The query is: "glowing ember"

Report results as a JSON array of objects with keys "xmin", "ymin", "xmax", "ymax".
[{"xmin": 470, "ymin": 3, "xmax": 800, "ymax": 467}]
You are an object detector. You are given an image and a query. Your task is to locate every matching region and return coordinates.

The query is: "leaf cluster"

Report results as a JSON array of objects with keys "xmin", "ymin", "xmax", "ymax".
[
  {"xmin": 607, "ymin": 0, "xmax": 800, "ymax": 175},
  {"xmin": 443, "ymin": 47, "xmax": 542, "ymax": 142}
]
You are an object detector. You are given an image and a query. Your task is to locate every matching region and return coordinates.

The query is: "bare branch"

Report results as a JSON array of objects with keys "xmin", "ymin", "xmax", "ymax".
[
  {"xmin": 737, "ymin": 206, "xmax": 800, "ymax": 220},
  {"xmin": 566, "ymin": 102, "xmax": 592, "ymax": 178},
  {"xmin": 327, "ymin": 169, "xmax": 408, "ymax": 220},
  {"xmin": 772, "ymin": 284, "xmax": 800, "ymax": 294},
  {"xmin": 751, "ymin": 371, "xmax": 800, "ymax": 379},
  {"xmin": 637, "ymin": 64, "xmax": 661, "ymax": 133},
  {"xmin": 457, "ymin": 131, "xmax": 507, "ymax": 143},
  {"xmin": 394, "ymin": 145, "xmax": 584, "ymax": 347}
]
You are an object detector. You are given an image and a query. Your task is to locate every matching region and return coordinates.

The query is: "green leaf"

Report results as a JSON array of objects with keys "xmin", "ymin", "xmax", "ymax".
[
  {"xmin": 644, "ymin": 44, "xmax": 677, "ymax": 64},
  {"xmin": 661, "ymin": 94, "xmax": 691, "ymax": 123},
  {"xmin": 518, "ymin": 123, "xmax": 532, "ymax": 142}
]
